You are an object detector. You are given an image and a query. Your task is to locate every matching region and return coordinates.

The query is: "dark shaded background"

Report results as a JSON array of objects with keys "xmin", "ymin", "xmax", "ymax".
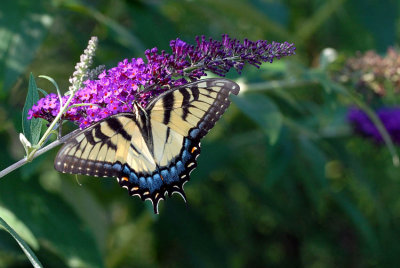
[{"xmin": 1, "ymin": 0, "xmax": 400, "ymax": 267}]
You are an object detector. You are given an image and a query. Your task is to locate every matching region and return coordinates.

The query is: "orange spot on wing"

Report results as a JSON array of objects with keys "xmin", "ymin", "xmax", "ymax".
[
  {"xmin": 122, "ymin": 177, "xmax": 129, "ymax": 181},
  {"xmin": 160, "ymin": 175, "xmax": 164, "ymax": 181},
  {"xmin": 191, "ymin": 147, "xmax": 197, "ymax": 153}
]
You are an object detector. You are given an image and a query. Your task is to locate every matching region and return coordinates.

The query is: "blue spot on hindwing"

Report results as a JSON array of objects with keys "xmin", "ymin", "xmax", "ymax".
[
  {"xmin": 104, "ymin": 163, "xmax": 112, "ymax": 170},
  {"xmin": 123, "ymin": 165, "xmax": 130, "ymax": 176},
  {"xmin": 139, "ymin": 177, "xmax": 147, "ymax": 189},
  {"xmin": 112, "ymin": 163, "xmax": 122, "ymax": 172},
  {"xmin": 184, "ymin": 139, "xmax": 191, "ymax": 148},
  {"xmin": 176, "ymin": 161, "xmax": 185, "ymax": 173},
  {"xmin": 147, "ymin": 177, "xmax": 155, "ymax": 193},
  {"xmin": 129, "ymin": 172, "xmax": 139, "ymax": 184},
  {"xmin": 152, "ymin": 174, "xmax": 163, "ymax": 190},
  {"xmin": 180, "ymin": 138, "xmax": 193, "ymax": 164},
  {"xmin": 190, "ymin": 128, "xmax": 200, "ymax": 138},
  {"xmin": 170, "ymin": 166, "xmax": 179, "ymax": 182},
  {"xmin": 182, "ymin": 150, "xmax": 190, "ymax": 163},
  {"xmin": 161, "ymin": 169, "xmax": 172, "ymax": 184}
]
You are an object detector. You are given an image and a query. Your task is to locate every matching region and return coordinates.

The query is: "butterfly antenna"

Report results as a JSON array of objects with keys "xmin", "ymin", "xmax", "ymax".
[
  {"xmin": 114, "ymin": 97, "xmax": 135, "ymax": 113},
  {"xmin": 140, "ymin": 83, "xmax": 158, "ymax": 94}
]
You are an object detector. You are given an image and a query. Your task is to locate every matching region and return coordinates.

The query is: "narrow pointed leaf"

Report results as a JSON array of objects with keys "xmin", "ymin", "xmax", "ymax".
[
  {"xmin": 0, "ymin": 215, "xmax": 43, "ymax": 268},
  {"xmin": 22, "ymin": 73, "xmax": 41, "ymax": 145},
  {"xmin": 37, "ymin": 88, "xmax": 48, "ymax": 97}
]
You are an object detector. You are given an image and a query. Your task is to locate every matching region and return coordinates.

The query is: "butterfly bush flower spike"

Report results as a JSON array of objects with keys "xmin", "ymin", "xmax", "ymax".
[
  {"xmin": 69, "ymin": 36, "xmax": 98, "ymax": 93},
  {"xmin": 28, "ymin": 35, "xmax": 295, "ymax": 129},
  {"xmin": 27, "ymin": 37, "xmax": 98, "ymax": 124}
]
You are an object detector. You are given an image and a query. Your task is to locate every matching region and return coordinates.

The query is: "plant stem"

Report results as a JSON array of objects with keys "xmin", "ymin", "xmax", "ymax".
[{"xmin": 0, "ymin": 129, "xmax": 79, "ymax": 179}]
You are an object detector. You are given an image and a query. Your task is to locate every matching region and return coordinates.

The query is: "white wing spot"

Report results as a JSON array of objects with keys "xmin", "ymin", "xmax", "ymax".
[{"xmin": 187, "ymin": 162, "xmax": 195, "ymax": 167}]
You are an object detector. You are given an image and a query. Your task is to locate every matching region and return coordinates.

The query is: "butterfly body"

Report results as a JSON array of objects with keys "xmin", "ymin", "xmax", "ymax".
[{"xmin": 55, "ymin": 78, "xmax": 239, "ymax": 213}]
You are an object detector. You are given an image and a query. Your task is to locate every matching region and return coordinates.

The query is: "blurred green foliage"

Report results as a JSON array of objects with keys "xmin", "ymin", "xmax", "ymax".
[{"xmin": 1, "ymin": 0, "xmax": 400, "ymax": 267}]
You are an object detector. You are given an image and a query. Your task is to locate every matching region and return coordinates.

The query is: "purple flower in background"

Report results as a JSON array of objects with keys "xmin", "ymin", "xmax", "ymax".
[
  {"xmin": 348, "ymin": 107, "xmax": 400, "ymax": 144},
  {"xmin": 28, "ymin": 35, "xmax": 296, "ymax": 128}
]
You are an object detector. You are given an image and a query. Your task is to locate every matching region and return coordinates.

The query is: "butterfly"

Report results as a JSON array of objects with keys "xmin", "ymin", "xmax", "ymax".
[{"xmin": 55, "ymin": 78, "xmax": 240, "ymax": 213}]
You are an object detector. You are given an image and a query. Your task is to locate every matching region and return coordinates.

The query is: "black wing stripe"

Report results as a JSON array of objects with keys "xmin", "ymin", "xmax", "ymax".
[
  {"xmin": 94, "ymin": 125, "xmax": 109, "ymax": 140},
  {"xmin": 94, "ymin": 125, "xmax": 118, "ymax": 150},
  {"xmin": 130, "ymin": 143, "xmax": 140, "ymax": 155},
  {"xmin": 191, "ymin": 85, "xmax": 199, "ymax": 101},
  {"xmin": 179, "ymin": 88, "xmax": 191, "ymax": 120},
  {"xmin": 106, "ymin": 117, "xmax": 131, "ymax": 141},
  {"xmin": 163, "ymin": 93, "xmax": 174, "ymax": 124},
  {"xmin": 85, "ymin": 130, "xmax": 96, "ymax": 145},
  {"xmin": 165, "ymin": 127, "xmax": 170, "ymax": 143}
]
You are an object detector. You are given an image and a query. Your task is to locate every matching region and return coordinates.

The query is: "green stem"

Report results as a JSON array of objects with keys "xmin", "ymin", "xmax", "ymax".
[{"xmin": 27, "ymin": 90, "xmax": 76, "ymax": 161}]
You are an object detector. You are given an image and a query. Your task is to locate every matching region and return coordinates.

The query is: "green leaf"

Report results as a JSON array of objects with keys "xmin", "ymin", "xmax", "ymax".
[
  {"xmin": 0, "ymin": 214, "xmax": 43, "ymax": 268},
  {"xmin": 0, "ymin": 1, "xmax": 52, "ymax": 92},
  {"xmin": 0, "ymin": 206, "xmax": 39, "ymax": 249},
  {"xmin": 0, "ymin": 174, "xmax": 104, "ymax": 268},
  {"xmin": 37, "ymin": 88, "xmax": 48, "ymax": 97},
  {"xmin": 232, "ymin": 93, "xmax": 282, "ymax": 144},
  {"xmin": 22, "ymin": 73, "xmax": 41, "ymax": 146}
]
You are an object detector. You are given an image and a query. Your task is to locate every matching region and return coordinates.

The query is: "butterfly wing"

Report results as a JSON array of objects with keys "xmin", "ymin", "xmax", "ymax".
[
  {"xmin": 114, "ymin": 78, "xmax": 240, "ymax": 211},
  {"xmin": 55, "ymin": 113, "xmax": 157, "ymax": 184},
  {"xmin": 55, "ymin": 78, "xmax": 240, "ymax": 213},
  {"xmin": 148, "ymin": 78, "xmax": 240, "ymax": 139}
]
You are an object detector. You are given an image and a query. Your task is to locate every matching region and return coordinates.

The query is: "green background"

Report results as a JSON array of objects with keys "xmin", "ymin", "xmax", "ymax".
[{"xmin": 1, "ymin": 0, "xmax": 400, "ymax": 267}]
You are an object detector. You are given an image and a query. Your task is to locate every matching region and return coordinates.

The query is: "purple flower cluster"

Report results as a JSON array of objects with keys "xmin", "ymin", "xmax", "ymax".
[
  {"xmin": 348, "ymin": 107, "xmax": 400, "ymax": 144},
  {"xmin": 28, "ymin": 35, "xmax": 296, "ymax": 128}
]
